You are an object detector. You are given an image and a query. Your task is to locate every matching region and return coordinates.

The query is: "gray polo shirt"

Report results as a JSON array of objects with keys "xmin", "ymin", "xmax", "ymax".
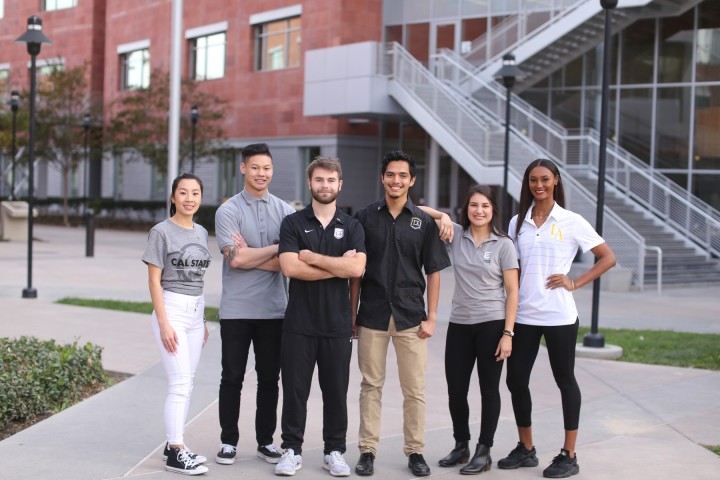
[
  {"xmin": 215, "ymin": 189, "xmax": 295, "ymax": 319},
  {"xmin": 448, "ymin": 223, "xmax": 519, "ymax": 325}
]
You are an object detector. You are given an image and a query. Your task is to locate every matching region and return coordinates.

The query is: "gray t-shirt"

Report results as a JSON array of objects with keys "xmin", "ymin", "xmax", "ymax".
[
  {"xmin": 448, "ymin": 223, "xmax": 519, "ymax": 324},
  {"xmin": 215, "ymin": 189, "xmax": 296, "ymax": 319},
  {"xmin": 142, "ymin": 219, "xmax": 211, "ymax": 296}
]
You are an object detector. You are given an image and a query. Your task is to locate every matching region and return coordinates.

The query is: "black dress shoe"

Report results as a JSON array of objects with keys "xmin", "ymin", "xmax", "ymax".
[
  {"xmin": 408, "ymin": 453, "xmax": 431, "ymax": 477},
  {"xmin": 438, "ymin": 441, "xmax": 470, "ymax": 467},
  {"xmin": 460, "ymin": 444, "xmax": 492, "ymax": 475},
  {"xmin": 355, "ymin": 452, "xmax": 375, "ymax": 476}
]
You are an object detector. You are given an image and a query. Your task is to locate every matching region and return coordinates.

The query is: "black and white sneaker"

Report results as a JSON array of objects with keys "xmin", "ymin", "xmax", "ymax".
[
  {"xmin": 166, "ymin": 446, "xmax": 209, "ymax": 475},
  {"xmin": 216, "ymin": 444, "xmax": 237, "ymax": 465},
  {"xmin": 258, "ymin": 444, "xmax": 282, "ymax": 463},
  {"xmin": 163, "ymin": 443, "xmax": 207, "ymax": 464}
]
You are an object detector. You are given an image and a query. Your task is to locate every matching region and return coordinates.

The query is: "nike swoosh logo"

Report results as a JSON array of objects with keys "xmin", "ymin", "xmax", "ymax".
[{"xmin": 304, "ymin": 229, "xmax": 314, "ymax": 233}]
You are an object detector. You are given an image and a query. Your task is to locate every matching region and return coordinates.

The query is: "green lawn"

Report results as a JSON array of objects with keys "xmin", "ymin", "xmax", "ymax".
[
  {"xmin": 56, "ymin": 297, "xmax": 219, "ymax": 322},
  {"xmin": 577, "ymin": 326, "xmax": 720, "ymax": 370}
]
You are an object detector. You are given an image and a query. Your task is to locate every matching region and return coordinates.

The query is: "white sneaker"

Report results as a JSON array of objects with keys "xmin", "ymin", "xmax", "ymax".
[
  {"xmin": 215, "ymin": 444, "xmax": 236, "ymax": 465},
  {"xmin": 323, "ymin": 451, "xmax": 351, "ymax": 477},
  {"xmin": 275, "ymin": 448, "xmax": 303, "ymax": 476}
]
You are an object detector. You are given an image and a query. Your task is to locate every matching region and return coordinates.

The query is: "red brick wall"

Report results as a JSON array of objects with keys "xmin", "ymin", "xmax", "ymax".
[
  {"xmin": 0, "ymin": 0, "xmax": 103, "ymax": 103},
  {"xmin": 103, "ymin": 0, "xmax": 383, "ymax": 139}
]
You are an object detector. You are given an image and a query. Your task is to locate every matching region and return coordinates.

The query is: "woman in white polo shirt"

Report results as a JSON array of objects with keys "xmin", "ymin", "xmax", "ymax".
[
  {"xmin": 500, "ymin": 159, "xmax": 616, "ymax": 479},
  {"xmin": 421, "ymin": 185, "xmax": 519, "ymax": 475}
]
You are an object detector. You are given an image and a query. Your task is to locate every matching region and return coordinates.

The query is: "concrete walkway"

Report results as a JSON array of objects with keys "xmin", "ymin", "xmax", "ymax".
[{"xmin": 1, "ymin": 225, "xmax": 719, "ymax": 479}]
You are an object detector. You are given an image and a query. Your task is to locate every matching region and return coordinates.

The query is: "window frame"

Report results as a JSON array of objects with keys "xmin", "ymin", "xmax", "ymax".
[
  {"xmin": 43, "ymin": 0, "xmax": 76, "ymax": 12},
  {"xmin": 186, "ymin": 22, "xmax": 228, "ymax": 81},
  {"xmin": 119, "ymin": 48, "xmax": 150, "ymax": 91}
]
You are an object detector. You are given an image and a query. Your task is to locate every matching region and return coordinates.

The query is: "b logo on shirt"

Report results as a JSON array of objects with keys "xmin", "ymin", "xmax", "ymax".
[
  {"xmin": 410, "ymin": 217, "xmax": 422, "ymax": 230},
  {"xmin": 550, "ymin": 224, "xmax": 563, "ymax": 241},
  {"xmin": 334, "ymin": 228, "xmax": 344, "ymax": 239}
]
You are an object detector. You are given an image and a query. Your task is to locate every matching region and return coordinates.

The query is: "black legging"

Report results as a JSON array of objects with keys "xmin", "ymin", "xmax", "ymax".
[
  {"xmin": 505, "ymin": 319, "xmax": 581, "ymax": 431},
  {"xmin": 445, "ymin": 320, "xmax": 504, "ymax": 447}
]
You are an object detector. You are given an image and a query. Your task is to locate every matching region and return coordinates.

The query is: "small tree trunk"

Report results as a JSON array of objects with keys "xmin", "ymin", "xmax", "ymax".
[{"xmin": 62, "ymin": 165, "xmax": 70, "ymax": 226}]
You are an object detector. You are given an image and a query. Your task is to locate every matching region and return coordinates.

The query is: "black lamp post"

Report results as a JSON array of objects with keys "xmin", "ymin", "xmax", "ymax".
[
  {"xmin": 584, "ymin": 0, "xmax": 618, "ymax": 348},
  {"xmin": 190, "ymin": 105, "xmax": 199, "ymax": 173},
  {"xmin": 82, "ymin": 113, "xmax": 90, "ymax": 214},
  {"xmin": 16, "ymin": 15, "xmax": 52, "ymax": 299},
  {"xmin": 495, "ymin": 53, "xmax": 523, "ymax": 229},
  {"xmin": 9, "ymin": 90, "xmax": 20, "ymax": 201}
]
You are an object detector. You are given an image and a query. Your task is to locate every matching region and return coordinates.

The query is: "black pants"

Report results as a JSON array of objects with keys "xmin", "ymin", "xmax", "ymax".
[
  {"xmin": 445, "ymin": 320, "xmax": 504, "ymax": 447},
  {"xmin": 219, "ymin": 318, "xmax": 283, "ymax": 447},
  {"xmin": 505, "ymin": 319, "xmax": 581, "ymax": 431},
  {"xmin": 280, "ymin": 332, "xmax": 352, "ymax": 455}
]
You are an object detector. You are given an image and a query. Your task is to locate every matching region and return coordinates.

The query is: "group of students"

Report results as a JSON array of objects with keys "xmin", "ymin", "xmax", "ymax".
[{"xmin": 142, "ymin": 145, "xmax": 616, "ymax": 478}]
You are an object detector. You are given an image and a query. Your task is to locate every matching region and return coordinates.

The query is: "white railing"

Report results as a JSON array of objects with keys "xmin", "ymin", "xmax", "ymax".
[
  {"xmin": 464, "ymin": 0, "xmax": 587, "ymax": 69},
  {"xmin": 433, "ymin": 49, "xmax": 720, "ymax": 261},
  {"xmin": 385, "ymin": 42, "xmax": 647, "ymax": 286}
]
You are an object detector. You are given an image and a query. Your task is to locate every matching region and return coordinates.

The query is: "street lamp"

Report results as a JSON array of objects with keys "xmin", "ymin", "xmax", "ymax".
[
  {"xmin": 190, "ymin": 105, "xmax": 199, "ymax": 173},
  {"xmin": 584, "ymin": 0, "xmax": 618, "ymax": 348},
  {"xmin": 16, "ymin": 15, "xmax": 52, "ymax": 299},
  {"xmin": 82, "ymin": 113, "xmax": 90, "ymax": 214},
  {"xmin": 495, "ymin": 53, "xmax": 524, "ymax": 229},
  {"xmin": 9, "ymin": 90, "xmax": 20, "ymax": 201}
]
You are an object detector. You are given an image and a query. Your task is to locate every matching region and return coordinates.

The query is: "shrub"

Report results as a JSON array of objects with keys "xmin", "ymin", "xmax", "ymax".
[{"xmin": 0, "ymin": 336, "xmax": 108, "ymax": 431}]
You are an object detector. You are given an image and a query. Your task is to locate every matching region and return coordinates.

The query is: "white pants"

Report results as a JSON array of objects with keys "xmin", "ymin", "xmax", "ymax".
[{"xmin": 151, "ymin": 290, "xmax": 205, "ymax": 445}]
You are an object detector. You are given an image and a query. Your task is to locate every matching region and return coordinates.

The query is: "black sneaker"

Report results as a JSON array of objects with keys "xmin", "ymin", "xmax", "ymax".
[
  {"xmin": 408, "ymin": 453, "xmax": 430, "ymax": 477},
  {"xmin": 215, "ymin": 444, "xmax": 236, "ymax": 465},
  {"xmin": 543, "ymin": 449, "xmax": 579, "ymax": 478},
  {"xmin": 257, "ymin": 444, "xmax": 282, "ymax": 464},
  {"xmin": 166, "ymin": 446, "xmax": 209, "ymax": 475},
  {"xmin": 498, "ymin": 442, "xmax": 539, "ymax": 469},
  {"xmin": 163, "ymin": 443, "xmax": 207, "ymax": 464}
]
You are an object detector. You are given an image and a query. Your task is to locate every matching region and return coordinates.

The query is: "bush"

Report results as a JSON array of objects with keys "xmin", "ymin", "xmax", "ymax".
[{"xmin": 0, "ymin": 336, "xmax": 108, "ymax": 431}]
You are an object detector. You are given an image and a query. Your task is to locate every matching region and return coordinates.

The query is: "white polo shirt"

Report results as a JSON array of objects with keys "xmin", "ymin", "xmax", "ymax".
[{"xmin": 508, "ymin": 203, "xmax": 604, "ymax": 326}]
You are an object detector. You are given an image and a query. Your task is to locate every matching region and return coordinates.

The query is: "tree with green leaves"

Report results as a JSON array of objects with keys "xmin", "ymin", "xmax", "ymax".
[
  {"xmin": 0, "ymin": 93, "xmax": 29, "ymax": 199},
  {"xmin": 34, "ymin": 63, "xmax": 96, "ymax": 225},
  {"xmin": 105, "ymin": 69, "xmax": 227, "ymax": 175}
]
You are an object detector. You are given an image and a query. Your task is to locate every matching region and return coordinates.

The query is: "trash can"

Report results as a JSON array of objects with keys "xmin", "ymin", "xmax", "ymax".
[{"xmin": 0, "ymin": 201, "xmax": 34, "ymax": 242}]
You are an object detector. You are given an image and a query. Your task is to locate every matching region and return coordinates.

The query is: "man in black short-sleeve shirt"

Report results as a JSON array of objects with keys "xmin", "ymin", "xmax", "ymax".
[
  {"xmin": 351, "ymin": 151, "xmax": 451, "ymax": 478},
  {"xmin": 275, "ymin": 156, "xmax": 366, "ymax": 477}
]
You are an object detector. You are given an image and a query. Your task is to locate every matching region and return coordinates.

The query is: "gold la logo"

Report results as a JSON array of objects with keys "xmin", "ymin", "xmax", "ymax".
[{"xmin": 550, "ymin": 223, "xmax": 563, "ymax": 241}]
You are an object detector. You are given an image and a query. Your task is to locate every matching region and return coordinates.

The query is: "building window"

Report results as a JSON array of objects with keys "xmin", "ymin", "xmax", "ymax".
[
  {"xmin": 1, "ymin": 1, "xmax": 4, "ymax": 19},
  {"xmin": 120, "ymin": 49, "xmax": 150, "ymax": 90},
  {"xmin": 0, "ymin": 68, "xmax": 8, "ymax": 97},
  {"xmin": 190, "ymin": 32, "xmax": 226, "ymax": 80},
  {"xmin": 44, "ymin": 0, "xmax": 76, "ymax": 11},
  {"xmin": 254, "ymin": 16, "xmax": 301, "ymax": 71}
]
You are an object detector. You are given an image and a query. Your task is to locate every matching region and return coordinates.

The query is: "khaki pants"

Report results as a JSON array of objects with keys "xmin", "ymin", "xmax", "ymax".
[{"xmin": 357, "ymin": 317, "xmax": 428, "ymax": 456}]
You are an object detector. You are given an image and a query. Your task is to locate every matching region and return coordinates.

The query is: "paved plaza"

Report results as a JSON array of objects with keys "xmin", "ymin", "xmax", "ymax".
[{"xmin": 1, "ymin": 225, "xmax": 719, "ymax": 479}]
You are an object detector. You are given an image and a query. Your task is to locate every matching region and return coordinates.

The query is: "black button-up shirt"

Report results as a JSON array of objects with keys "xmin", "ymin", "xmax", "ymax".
[
  {"xmin": 279, "ymin": 205, "xmax": 366, "ymax": 337},
  {"xmin": 355, "ymin": 198, "xmax": 451, "ymax": 331}
]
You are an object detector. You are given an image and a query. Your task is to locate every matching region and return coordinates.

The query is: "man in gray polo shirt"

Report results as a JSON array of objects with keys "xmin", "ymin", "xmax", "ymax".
[{"xmin": 214, "ymin": 143, "xmax": 296, "ymax": 466}]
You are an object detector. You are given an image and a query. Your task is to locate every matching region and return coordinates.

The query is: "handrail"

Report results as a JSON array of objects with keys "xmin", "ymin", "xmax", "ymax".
[
  {"xmin": 433, "ymin": 48, "xmax": 720, "ymax": 260},
  {"xmin": 644, "ymin": 246, "xmax": 663, "ymax": 295},
  {"xmin": 385, "ymin": 42, "xmax": 647, "ymax": 287},
  {"xmin": 464, "ymin": 0, "xmax": 588, "ymax": 70}
]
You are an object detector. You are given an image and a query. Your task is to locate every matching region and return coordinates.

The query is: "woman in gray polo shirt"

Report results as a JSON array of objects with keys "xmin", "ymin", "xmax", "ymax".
[
  {"xmin": 142, "ymin": 173, "xmax": 211, "ymax": 476},
  {"xmin": 424, "ymin": 185, "xmax": 519, "ymax": 475}
]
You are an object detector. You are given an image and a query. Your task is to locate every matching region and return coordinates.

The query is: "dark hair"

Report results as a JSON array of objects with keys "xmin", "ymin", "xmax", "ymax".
[
  {"xmin": 514, "ymin": 159, "xmax": 565, "ymax": 239},
  {"xmin": 307, "ymin": 155, "xmax": 342, "ymax": 180},
  {"xmin": 169, "ymin": 172, "xmax": 203, "ymax": 216},
  {"xmin": 459, "ymin": 184, "xmax": 507, "ymax": 237},
  {"xmin": 381, "ymin": 150, "xmax": 417, "ymax": 178},
  {"xmin": 241, "ymin": 143, "xmax": 272, "ymax": 163}
]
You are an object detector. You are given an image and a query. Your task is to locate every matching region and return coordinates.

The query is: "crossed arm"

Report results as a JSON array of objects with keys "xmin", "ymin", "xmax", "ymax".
[
  {"xmin": 222, "ymin": 232, "xmax": 280, "ymax": 272},
  {"xmin": 280, "ymin": 249, "xmax": 366, "ymax": 281}
]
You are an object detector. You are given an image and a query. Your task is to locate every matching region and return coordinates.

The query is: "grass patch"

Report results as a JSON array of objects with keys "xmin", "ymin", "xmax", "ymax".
[
  {"xmin": 702, "ymin": 445, "xmax": 720, "ymax": 456},
  {"xmin": 56, "ymin": 297, "xmax": 219, "ymax": 322},
  {"xmin": 577, "ymin": 327, "xmax": 720, "ymax": 370}
]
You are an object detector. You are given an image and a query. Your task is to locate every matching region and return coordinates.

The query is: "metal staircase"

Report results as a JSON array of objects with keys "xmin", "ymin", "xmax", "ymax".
[
  {"xmin": 465, "ymin": 0, "xmax": 704, "ymax": 90},
  {"xmin": 383, "ymin": 42, "xmax": 720, "ymax": 288}
]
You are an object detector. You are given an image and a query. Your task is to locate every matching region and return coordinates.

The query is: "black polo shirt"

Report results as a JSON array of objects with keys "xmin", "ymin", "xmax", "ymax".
[
  {"xmin": 355, "ymin": 198, "xmax": 451, "ymax": 331},
  {"xmin": 279, "ymin": 205, "xmax": 366, "ymax": 337}
]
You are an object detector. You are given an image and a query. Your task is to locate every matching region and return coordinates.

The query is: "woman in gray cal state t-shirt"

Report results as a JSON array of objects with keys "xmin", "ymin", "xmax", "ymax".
[{"xmin": 141, "ymin": 173, "xmax": 211, "ymax": 475}]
